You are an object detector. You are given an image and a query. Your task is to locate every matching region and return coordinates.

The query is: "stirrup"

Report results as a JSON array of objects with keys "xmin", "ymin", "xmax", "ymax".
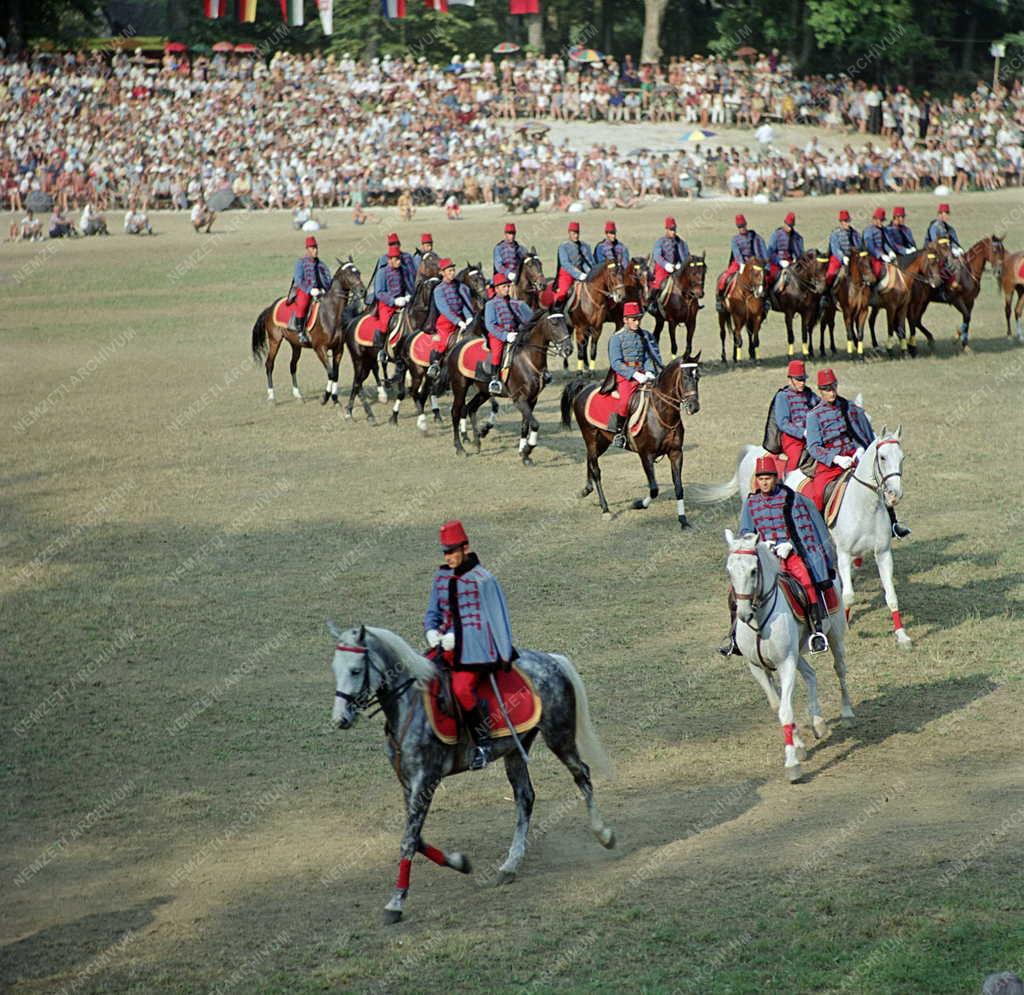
[
  {"xmin": 488, "ymin": 378, "xmax": 503, "ymax": 395},
  {"xmin": 426, "ymin": 361, "xmax": 440, "ymax": 378},
  {"xmin": 469, "ymin": 744, "xmax": 491, "ymax": 770},
  {"xmin": 611, "ymin": 431, "xmax": 627, "ymax": 449},
  {"xmin": 809, "ymin": 631, "xmax": 829, "ymax": 654},
  {"xmin": 541, "ymin": 371, "xmax": 553, "ymax": 385},
  {"xmin": 891, "ymin": 521, "xmax": 911, "ymax": 540},
  {"xmin": 377, "ymin": 349, "xmax": 388, "ymax": 366},
  {"xmin": 718, "ymin": 632, "xmax": 740, "ymax": 658},
  {"xmin": 298, "ymin": 330, "xmax": 310, "ymax": 346}
]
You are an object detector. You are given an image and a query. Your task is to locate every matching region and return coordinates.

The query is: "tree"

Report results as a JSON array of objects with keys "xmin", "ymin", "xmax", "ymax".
[{"xmin": 641, "ymin": 0, "xmax": 668, "ymax": 63}]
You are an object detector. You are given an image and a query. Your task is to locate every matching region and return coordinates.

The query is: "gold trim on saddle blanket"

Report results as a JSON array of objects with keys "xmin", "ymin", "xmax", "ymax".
[
  {"xmin": 795, "ymin": 468, "xmax": 852, "ymax": 528},
  {"xmin": 353, "ymin": 313, "xmax": 377, "ymax": 347},
  {"xmin": 583, "ymin": 384, "xmax": 650, "ymax": 439},
  {"xmin": 272, "ymin": 298, "xmax": 320, "ymax": 331},
  {"xmin": 456, "ymin": 337, "xmax": 490, "ymax": 380}
]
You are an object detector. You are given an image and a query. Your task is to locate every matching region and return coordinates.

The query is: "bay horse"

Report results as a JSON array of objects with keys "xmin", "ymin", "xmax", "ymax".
[
  {"xmin": 717, "ymin": 259, "xmax": 767, "ymax": 363},
  {"xmin": 907, "ymin": 236, "xmax": 1004, "ymax": 352},
  {"xmin": 250, "ymin": 259, "xmax": 365, "ymax": 404},
  {"xmin": 415, "ymin": 251, "xmax": 441, "ymax": 282},
  {"xmin": 770, "ymin": 252, "xmax": 829, "ymax": 359},
  {"xmin": 514, "ymin": 249, "xmax": 547, "ymax": 309},
  {"xmin": 606, "ymin": 255, "xmax": 651, "ymax": 329},
  {"xmin": 996, "ymin": 241, "xmax": 1024, "ymax": 342},
  {"xmin": 328, "ymin": 623, "xmax": 615, "ymax": 924},
  {"xmin": 651, "ymin": 253, "xmax": 706, "ymax": 361},
  {"xmin": 724, "ymin": 531, "xmax": 852, "ymax": 783},
  {"xmin": 447, "ymin": 309, "xmax": 572, "ymax": 463},
  {"xmin": 820, "ymin": 250, "xmax": 874, "ymax": 359},
  {"xmin": 560, "ymin": 356, "xmax": 702, "ymax": 529},
  {"xmin": 565, "ymin": 260, "xmax": 626, "ymax": 374},
  {"xmin": 866, "ymin": 247, "xmax": 943, "ymax": 357}
]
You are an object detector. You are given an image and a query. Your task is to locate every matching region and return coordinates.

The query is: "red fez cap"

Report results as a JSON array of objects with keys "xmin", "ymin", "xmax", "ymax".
[
  {"xmin": 568, "ymin": 221, "xmax": 580, "ymax": 233},
  {"xmin": 817, "ymin": 368, "xmax": 838, "ymax": 388},
  {"xmin": 838, "ymin": 209, "xmax": 851, "ymax": 222},
  {"xmin": 421, "ymin": 232, "xmax": 433, "ymax": 243},
  {"xmin": 539, "ymin": 287, "xmax": 556, "ymax": 309},
  {"xmin": 387, "ymin": 232, "xmax": 400, "ymax": 244},
  {"xmin": 387, "ymin": 245, "xmax": 401, "ymax": 258},
  {"xmin": 439, "ymin": 520, "xmax": 468, "ymax": 551},
  {"xmin": 664, "ymin": 216, "xmax": 677, "ymax": 229},
  {"xmin": 938, "ymin": 203, "xmax": 950, "ymax": 213},
  {"xmin": 438, "ymin": 257, "xmax": 455, "ymax": 270},
  {"xmin": 605, "ymin": 220, "xmax": 616, "ymax": 233},
  {"xmin": 755, "ymin": 456, "xmax": 778, "ymax": 476},
  {"xmin": 786, "ymin": 359, "xmax": 806, "ymax": 379},
  {"xmin": 305, "ymin": 235, "xmax": 318, "ymax": 248},
  {"xmin": 623, "ymin": 301, "xmax": 642, "ymax": 318},
  {"xmin": 892, "ymin": 206, "xmax": 906, "ymax": 217},
  {"xmin": 505, "ymin": 222, "xmax": 516, "ymax": 233},
  {"xmin": 735, "ymin": 214, "xmax": 747, "ymax": 227},
  {"xmin": 492, "ymin": 273, "xmax": 510, "ymax": 287},
  {"xmin": 872, "ymin": 207, "xmax": 886, "ymax": 220},
  {"xmin": 784, "ymin": 212, "xmax": 796, "ymax": 225}
]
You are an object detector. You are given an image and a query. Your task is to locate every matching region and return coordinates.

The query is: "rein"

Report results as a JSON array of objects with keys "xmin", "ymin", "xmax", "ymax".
[
  {"xmin": 731, "ymin": 547, "xmax": 779, "ymax": 633},
  {"xmin": 849, "ymin": 439, "xmax": 902, "ymax": 498},
  {"xmin": 333, "ymin": 644, "xmax": 417, "ymax": 719},
  {"xmin": 648, "ymin": 363, "xmax": 699, "ymax": 431}
]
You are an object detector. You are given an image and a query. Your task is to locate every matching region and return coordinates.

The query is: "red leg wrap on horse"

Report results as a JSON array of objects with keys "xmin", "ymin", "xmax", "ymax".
[
  {"xmin": 892, "ymin": 610, "xmax": 903, "ymax": 630},
  {"xmin": 421, "ymin": 844, "xmax": 447, "ymax": 866},
  {"xmin": 397, "ymin": 857, "xmax": 411, "ymax": 889},
  {"xmin": 783, "ymin": 723, "xmax": 796, "ymax": 746}
]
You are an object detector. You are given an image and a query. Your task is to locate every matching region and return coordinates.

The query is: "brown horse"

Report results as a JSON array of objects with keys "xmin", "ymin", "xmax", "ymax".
[
  {"xmin": 651, "ymin": 253, "xmax": 705, "ymax": 360},
  {"xmin": 906, "ymin": 236, "xmax": 1005, "ymax": 352},
  {"xmin": 769, "ymin": 252, "xmax": 829, "ymax": 359},
  {"xmin": 996, "ymin": 242, "xmax": 1024, "ymax": 342},
  {"xmin": 867, "ymin": 248, "xmax": 943, "ymax": 356},
  {"xmin": 559, "ymin": 356, "xmax": 702, "ymax": 529},
  {"xmin": 820, "ymin": 250, "xmax": 875, "ymax": 360},
  {"xmin": 565, "ymin": 260, "xmax": 626, "ymax": 374},
  {"xmin": 250, "ymin": 259, "xmax": 365, "ymax": 404},
  {"xmin": 606, "ymin": 255, "xmax": 651, "ymax": 328},
  {"xmin": 446, "ymin": 310, "xmax": 572, "ymax": 463},
  {"xmin": 415, "ymin": 251, "xmax": 441, "ymax": 282},
  {"xmin": 514, "ymin": 249, "xmax": 547, "ymax": 309},
  {"xmin": 717, "ymin": 260, "xmax": 767, "ymax": 363}
]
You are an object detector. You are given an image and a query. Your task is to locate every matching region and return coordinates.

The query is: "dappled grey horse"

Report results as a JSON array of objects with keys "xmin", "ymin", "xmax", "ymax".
[{"xmin": 328, "ymin": 623, "xmax": 616, "ymax": 923}]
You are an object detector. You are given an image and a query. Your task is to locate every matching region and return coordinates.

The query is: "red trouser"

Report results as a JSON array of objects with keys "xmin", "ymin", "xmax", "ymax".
[
  {"xmin": 451, "ymin": 669, "xmax": 483, "ymax": 711},
  {"xmin": 433, "ymin": 314, "xmax": 458, "ymax": 353},
  {"xmin": 869, "ymin": 257, "xmax": 884, "ymax": 279},
  {"xmin": 803, "ymin": 460, "xmax": 845, "ymax": 511},
  {"xmin": 488, "ymin": 335, "xmax": 505, "ymax": 366},
  {"xmin": 293, "ymin": 287, "xmax": 312, "ymax": 317},
  {"xmin": 652, "ymin": 264, "xmax": 671, "ymax": 290},
  {"xmin": 613, "ymin": 373, "xmax": 639, "ymax": 416},
  {"xmin": 554, "ymin": 269, "xmax": 575, "ymax": 301},
  {"xmin": 376, "ymin": 301, "xmax": 396, "ymax": 330},
  {"xmin": 780, "ymin": 433, "xmax": 805, "ymax": 472},
  {"xmin": 768, "ymin": 262, "xmax": 782, "ymax": 282},
  {"xmin": 781, "ymin": 553, "xmax": 817, "ymax": 604},
  {"xmin": 717, "ymin": 259, "xmax": 740, "ymax": 292},
  {"xmin": 826, "ymin": 256, "xmax": 843, "ymax": 285}
]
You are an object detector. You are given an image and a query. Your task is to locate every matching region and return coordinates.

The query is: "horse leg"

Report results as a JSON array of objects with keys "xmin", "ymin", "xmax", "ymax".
[
  {"xmin": 876, "ymin": 544, "xmax": 911, "ymax": 648},
  {"xmin": 1003, "ymin": 290, "xmax": 1013, "ymax": 337},
  {"xmin": 265, "ymin": 332, "xmax": 282, "ymax": 402},
  {"xmin": 668, "ymin": 320, "xmax": 678, "ymax": 360},
  {"xmin": 718, "ymin": 311, "xmax": 728, "ymax": 364},
  {"xmin": 829, "ymin": 619, "xmax": 855, "ymax": 724},
  {"xmin": 313, "ymin": 344, "xmax": 332, "ymax": 404},
  {"xmin": 384, "ymin": 773, "xmax": 439, "ymax": 924},
  {"xmin": 432, "ymin": 392, "xmax": 443, "ymax": 423},
  {"xmin": 575, "ymin": 327, "xmax": 587, "ymax": 374},
  {"xmin": 795, "ymin": 654, "xmax": 827, "ymax": 744},
  {"xmin": 669, "ymin": 446, "xmax": 690, "ymax": 530},
  {"xmin": 495, "ymin": 743, "xmax": 537, "ymax": 884},
  {"xmin": 587, "ymin": 436, "xmax": 612, "ymax": 517},
  {"xmin": 289, "ymin": 342, "xmax": 303, "ymax": 400},
  {"xmin": 1014, "ymin": 287, "xmax": 1024, "ymax": 342},
  {"xmin": 631, "ymin": 451, "xmax": 659, "ymax": 511},
  {"xmin": 514, "ymin": 398, "xmax": 539, "ymax": 464},
  {"xmin": 371, "ymin": 362, "xmax": 388, "ymax": 404},
  {"xmin": 588, "ymin": 328, "xmax": 599, "ymax": 367},
  {"xmin": 748, "ymin": 661, "xmax": 781, "ymax": 713},
  {"xmin": 466, "ymin": 389, "xmax": 489, "ymax": 452},
  {"xmin": 451, "ymin": 380, "xmax": 467, "ymax": 456},
  {"xmin": 684, "ymin": 314, "xmax": 697, "ymax": 359},
  {"xmin": 784, "ymin": 310, "xmax": 795, "ymax": 357},
  {"xmin": 544, "ymin": 731, "xmax": 615, "ymax": 849},
  {"xmin": 777, "ymin": 655, "xmax": 802, "ymax": 783},
  {"xmin": 345, "ymin": 359, "xmax": 364, "ymax": 420}
]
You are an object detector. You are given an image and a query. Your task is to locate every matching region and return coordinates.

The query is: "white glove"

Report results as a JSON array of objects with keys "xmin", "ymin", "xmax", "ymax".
[
  {"xmin": 774, "ymin": 541, "xmax": 794, "ymax": 560},
  {"xmin": 644, "ymin": 371, "xmax": 657, "ymax": 382},
  {"xmin": 853, "ymin": 446, "xmax": 865, "ymax": 462},
  {"xmin": 884, "ymin": 251, "xmax": 895, "ymax": 262},
  {"xmin": 780, "ymin": 260, "xmax": 790, "ymax": 269},
  {"xmin": 833, "ymin": 455, "xmax": 853, "ymax": 469},
  {"xmin": 842, "ymin": 255, "xmax": 850, "ymax": 265},
  {"xmin": 394, "ymin": 295, "xmax": 409, "ymax": 307},
  {"xmin": 458, "ymin": 318, "xmax": 470, "ymax": 330},
  {"xmin": 952, "ymin": 245, "xmax": 964, "ymax": 258},
  {"xmin": 631, "ymin": 371, "xmax": 645, "ymax": 383},
  {"xmin": 507, "ymin": 332, "xmax": 517, "ymax": 342},
  {"xmin": 310, "ymin": 287, "xmax": 323, "ymax": 298},
  {"xmin": 426, "ymin": 629, "xmax": 442, "ymax": 648},
  {"xmin": 440, "ymin": 631, "xmax": 456, "ymax": 651},
  {"xmin": 665, "ymin": 262, "xmax": 675, "ymax": 273}
]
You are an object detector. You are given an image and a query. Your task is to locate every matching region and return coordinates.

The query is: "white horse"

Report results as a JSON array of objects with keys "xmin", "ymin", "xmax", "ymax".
[{"xmin": 725, "ymin": 530, "xmax": 854, "ymax": 782}]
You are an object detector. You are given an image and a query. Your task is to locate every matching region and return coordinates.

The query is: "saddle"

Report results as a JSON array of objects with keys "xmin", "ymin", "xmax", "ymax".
[
  {"xmin": 794, "ymin": 467, "xmax": 853, "ymax": 527},
  {"xmin": 273, "ymin": 297, "xmax": 321, "ymax": 331},
  {"xmin": 455, "ymin": 337, "xmax": 491, "ymax": 381},
  {"xmin": 422, "ymin": 664, "xmax": 542, "ymax": 746},
  {"xmin": 583, "ymin": 381, "xmax": 651, "ymax": 445},
  {"xmin": 777, "ymin": 572, "xmax": 841, "ymax": 623}
]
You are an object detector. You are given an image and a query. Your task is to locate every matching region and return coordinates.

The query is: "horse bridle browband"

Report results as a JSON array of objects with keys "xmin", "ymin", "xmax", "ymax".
[{"xmin": 851, "ymin": 439, "xmax": 903, "ymax": 497}]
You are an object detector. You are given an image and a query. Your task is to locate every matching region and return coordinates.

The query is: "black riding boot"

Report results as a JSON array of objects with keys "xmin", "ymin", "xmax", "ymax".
[
  {"xmin": 295, "ymin": 313, "xmax": 310, "ymax": 346},
  {"xmin": 808, "ymin": 602, "xmax": 830, "ymax": 654},
  {"xmin": 427, "ymin": 350, "xmax": 441, "ymax": 379},
  {"xmin": 611, "ymin": 413, "xmax": 627, "ymax": 449},
  {"xmin": 887, "ymin": 506, "xmax": 911, "ymax": 539},
  {"xmin": 466, "ymin": 702, "xmax": 493, "ymax": 770},
  {"xmin": 718, "ymin": 589, "xmax": 742, "ymax": 657},
  {"xmin": 646, "ymin": 296, "xmax": 660, "ymax": 317}
]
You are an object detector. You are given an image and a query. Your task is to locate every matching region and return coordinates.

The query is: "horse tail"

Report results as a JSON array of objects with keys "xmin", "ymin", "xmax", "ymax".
[
  {"xmin": 551, "ymin": 653, "xmax": 613, "ymax": 779},
  {"xmin": 560, "ymin": 379, "xmax": 588, "ymax": 428},
  {"xmin": 251, "ymin": 307, "xmax": 271, "ymax": 360},
  {"xmin": 688, "ymin": 444, "xmax": 759, "ymax": 505}
]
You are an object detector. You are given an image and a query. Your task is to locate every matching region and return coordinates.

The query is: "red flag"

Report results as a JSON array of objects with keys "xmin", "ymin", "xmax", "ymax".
[
  {"xmin": 509, "ymin": 0, "xmax": 539, "ymax": 13},
  {"xmin": 425, "ymin": 0, "xmax": 449, "ymax": 9}
]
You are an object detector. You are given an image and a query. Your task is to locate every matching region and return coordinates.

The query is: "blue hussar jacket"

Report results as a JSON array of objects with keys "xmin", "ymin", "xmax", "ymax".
[
  {"xmin": 652, "ymin": 234, "xmax": 689, "ymax": 270},
  {"xmin": 828, "ymin": 227, "xmax": 863, "ymax": 261},
  {"xmin": 293, "ymin": 257, "xmax": 332, "ymax": 293},
  {"xmin": 740, "ymin": 484, "xmax": 835, "ymax": 585},
  {"xmin": 556, "ymin": 240, "xmax": 595, "ymax": 280},
  {"xmin": 772, "ymin": 386, "xmax": 820, "ymax": 439},
  {"xmin": 594, "ymin": 239, "xmax": 630, "ymax": 266},
  {"xmin": 484, "ymin": 296, "xmax": 532, "ymax": 339},
  {"xmin": 493, "ymin": 239, "xmax": 527, "ymax": 277},
  {"xmin": 731, "ymin": 231, "xmax": 768, "ymax": 265},
  {"xmin": 767, "ymin": 227, "xmax": 805, "ymax": 265},
  {"xmin": 608, "ymin": 326, "xmax": 663, "ymax": 379},
  {"xmin": 805, "ymin": 397, "xmax": 874, "ymax": 466},
  {"xmin": 433, "ymin": 279, "xmax": 475, "ymax": 324}
]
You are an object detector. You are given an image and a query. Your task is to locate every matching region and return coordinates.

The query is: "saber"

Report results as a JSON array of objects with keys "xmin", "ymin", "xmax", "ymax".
[{"xmin": 489, "ymin": 671, "xmax": 530, "ymax": 765}]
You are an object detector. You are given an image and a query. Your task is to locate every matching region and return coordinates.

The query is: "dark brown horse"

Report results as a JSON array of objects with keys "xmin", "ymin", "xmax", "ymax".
[
  {"xmin": 995, "ymin": 241, "xmax": 1024, "ymax": 342},
  {"xmin": 415, "ymin": 251, "xmax": 441, "ymax": 282},
  {"xmin": 514, "ymin": 249, "xmax": 547, "ymax": 309},
  {"xmin": 820, "ymin": 250, "xmax": 875, "ymax": 360},
  {"xmin": 651, "ymin": 253, "xmax": 705, "ymax": 360},
  {"xmin": 560, "ymin": 356, "xmax": 702, "ymax": 529},
  {"xmin": 867, "ymin": 248, "xmax": 943, "ymax": 356},
  {"xmin": 447, "ymin": 310, "xmax": 572, "ymax": 463},
  {"xmin": 606, "ymin": 255, "xmax": 651, "ymax": 328},
  {"xmin": 250, "ymin": 259, "xmax": 365, "ymax": 404},
  {"xmin": 717, "ymin": 260, "xmax": 767, "ymax": 363},
  {"xmin": 565, "ymin": 260, "xmax": 626, "ymax": 374},
  {"xmin": 907, "ymin": 236, "xmax": 1004, "ymax": 352},
  {"xmin": 769, "ymin": 252, "xmax": 829, "ymax": 359}
]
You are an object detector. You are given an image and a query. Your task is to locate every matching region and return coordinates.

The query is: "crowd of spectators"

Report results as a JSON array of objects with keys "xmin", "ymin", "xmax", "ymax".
[{"xmin": 1, "ymin": 44, "xmax": 1022, "ymax": 234}]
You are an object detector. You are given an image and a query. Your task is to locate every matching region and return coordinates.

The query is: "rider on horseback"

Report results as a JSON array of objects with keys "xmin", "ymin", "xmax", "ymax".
[
  {"xmin": 824, "ymin": 210, "xmax": 864, "ymax": 305},
  {"xmin": 766, "ymin": 212, "xmax": 804, "ymax": 286},
  {"xmin": 721, "ymin": 455, "xmax": 835, "ymax": 656},
  {"xmin": 413, "ymin": 233, "xmax": 435, "ymax": 267},
  {"xmin": 428, "ymin": 258, "xmax": 475, "ymax": 378},
  {"xmin": 425, "ymin": 520, "xmax": 515, "ymax": 771},
  {"xmin": 594, "ymin": 221, "xmax": 630, "ymax": 267},
  {"xmin": 864, "ymin": 207, "xmax": 896, "ymax": 280},
  {"xmin": 608, "ymin": 301, "xmax": 663, "ymax": 449},
  {"xmin": 484, "ymin": 273, "xmax": 532, "ymax": 396},
  {"xmin": 717, "ymin": 215, "xmax": 769, "ymax": 313},
  {"xmin": 553, "ymin": 221, "xmax": 594, "ymax": 305},
  {"xmin": 372, "ymin": 244, "xmax": 415, "ymax": 362},
  {"xmin": 803, "ymin": 369, "xmax": 911, "ymax": 539},
  {"xmin": 648, "ymin": 217, "xmax": 689, "ymax": 315},
  {"xmin": 378, "ymin": 233, "xmax": 418, "ymax": 287},
  {"xmin": 288, "ymin": 235, "xmax": 332, "ymax": 345},
  {"xmin": 493, "ymin": 223, "xmax": 527, "ymax": 284},
  {"xmin": 926, "ymin": 203, "xmax": 963, "ymax": 302},
  {"xmin": 763, "ymin": 359, "xmax": 820, "ymax": 471},
  {"xmin": 887, "ymin": 207, "xmax": 917, "ymax": 255}
]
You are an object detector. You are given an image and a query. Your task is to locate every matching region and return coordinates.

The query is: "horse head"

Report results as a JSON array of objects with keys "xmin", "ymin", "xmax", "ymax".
[
  {"xmin": 521, "ymin": 252, "xmax": 546, "ymax": 294},
  {"xmin": 596, "ymin": 260, "xmax": 626, "ymax": 304},
  {"xmin": 662, "ymin": 353, "xmax": 701, "ymax": 416},
  {"xmin": 723, "ymin": 530, "xmax": 774, "ymax": 625},
  {"xmin": 849, "ymin": 249, "xmax": 875, "ymax": 288},
  {"xmin": 989, "ymin": 233, "xmax": 1006, "ymax": 278},
  {"xmin": 535, "ymin": 309, "xmax": 573, "ymax": 359},
  {"xmin": 919, "ymin": 248, "xmax": 944, "ymax": 289},
  {"xmin": 333, "ymin": 257, "xmax": 365, "ymax": 299},
  {"xmin": 742, "ymin": 259, "xmax": 767, "ymax": 299},
  {"xmin": 329, "ymin": 622, "xmax": 372, "ymax": 729},
  {"xmin": 866, "ymin": 425, "xmax": 905, "ymax": 508},
  {"xmin": 458, "ymin": 264, "xmax": 488, "ymax": 308},
  {"xmin": 685, "ymin": 253, "xmax": 707, "ymax": 299}
]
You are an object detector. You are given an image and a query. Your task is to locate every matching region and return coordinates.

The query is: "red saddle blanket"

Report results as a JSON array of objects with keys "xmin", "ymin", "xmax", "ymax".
[
  {"xmin": 794, "ymin": 468, "xmax": 852, "ymax": 528},
  {"xmin": 424, "ymin": 665, "xmax": 542, "ymax": 747},
  {"xmin": 583, "ymin": 385, "xmax": 645, "ymax": 436},
  {"xmin": 409, "ymin": 331, "xmax": 435, "ymax": 367},
  {"xmin": 272, "ymin": 297, "xmax": 320, "ymax": 330},
  {"xmin": 778, "ymin": 573, "xmax": 841, "ymax": 623},
  {"xmin": 456, "ymin": 338, "xmax": 491, "ymax": 379},
  {"xmin": 353, "ymin": 313, "xmax": 378, "ymax": 347}
]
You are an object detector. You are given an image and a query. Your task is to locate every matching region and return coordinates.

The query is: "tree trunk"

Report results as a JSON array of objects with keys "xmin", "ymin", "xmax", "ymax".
[
  {"xmin": 641, "ymin": 0, "xmax": 669, "ymax": 64},
  {"xmin": 799, "ymin": 4, "xmax": 814, "ymax": 70},
  {"xmin": 527, "ymin": 12, "xmax": 543, "ymax": 52},
  {"xmin": 5, "ymin": 0, "xmax": 24, "ymax": 50},
  {"xmin": 959, "ymin": 11, "xmax": 976, "ymax": 74}
]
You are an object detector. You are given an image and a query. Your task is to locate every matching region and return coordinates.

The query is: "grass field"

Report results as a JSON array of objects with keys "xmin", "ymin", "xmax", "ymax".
[{"xmin": 3, "ymin": 191, "xmax": 1024, "ymax": 995}]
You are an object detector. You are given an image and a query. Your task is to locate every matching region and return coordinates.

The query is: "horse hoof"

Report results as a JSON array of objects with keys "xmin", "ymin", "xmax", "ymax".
[
  {"xmin": 495, "ymin": 869, "xmax": 517, "ymax": 886},
  {"xmin": 679, "ymin": 516, "xmax": 692, "ymax": 531},
  {"xmin": 576, "ymin": 489, "xmax": 590, "ymax": 500},
  {"xmin": 598, "ymin": 827, "xmax": 616, "ymax": 849},
  {"xmin": 601, "ymin": 511, "xmax": 613, "ymax": 522},
  {"xmin": 377, "ymin": 387, "xmax": 388, "ymax": 404},
  {"xmin": 433, "ymin": 412, "xmax": 443, "ymax": 423},
  {"xmin": 448, "ymin": 852, "xmax": 472, "ymax": 874},
  {"xmin": 331, "ymin": 394, "xmax": 339, "ymax": 405},
  {"xmin": 266, "ymin": 392, "xmax": 275, "ymax": 402},
  {"xmin": 292, "ymin": 389, "xmax": 302, "ymax": 400},
  {"xmin": 631, "ymin": 498, "xmax": 647, "ymax": 511},
  {"xmin": 382, "ymin": 908, "xmax": 403, "ymax": 925},
  {"xmin": 895, "ymin": 629, "xmax": 913, "ymax": 648},
  {"xmin": 785, "ymin": 764, "xmax": 803, "ymax": 784},
  {"xmin": 840, "ymin": 712, "xmax": 856, "ymax": 727},
  {"xmin": 321, "ymin": 393, "xmax": 329, "ymax": 406},
  {"xmin": 343, "ymin": 411, "xmax": 352, "ymax": 421},
  {"xmin": 812, "ymin": 716, "xmax": 830, "ymax": 740},
  {"xmin": 388, "ymin": 414, "xmax": 398, "ymax": 426},
  {"xmin": 795, "ymin": 745, "xmax": 807, "ymax": 763},
  {"xmin": 522, "ymin": 456, "xmax": 533, "ymax": 466},
  {"xmin": 367, "ymin": 414, "xmax": 376, "ymax": 425}
]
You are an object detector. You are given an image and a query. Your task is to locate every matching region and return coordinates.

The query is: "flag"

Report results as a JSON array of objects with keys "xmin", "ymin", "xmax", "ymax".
[
  {"xmin": 381, "ymin": 0, "xmax": 406, "ymax": 17},
  {"xmin": 509, "ymin": 0, "xmax": 538, "ymax": 11},
  {"xmin": 204, "ymin": 0, "xmax": 229, "ymax": 17},
  {"xmin": 317, "ymin": 0, "xmax": 333, "ymax": 33},
  {"xmin": 425, "ymin": 0, "xmax": 449, "ymax": 9},
  {"xmin": 280, "ymin": 0, "xmax": 304, "ymax": 24},
  {"xmin": 237, "ymin": 0, "xmax": 257, "ymax": 21}
]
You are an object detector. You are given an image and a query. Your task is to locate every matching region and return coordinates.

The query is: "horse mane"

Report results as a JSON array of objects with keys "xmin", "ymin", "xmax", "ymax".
[
  {"xmin": 586, "ymin": 260, "xmax": 613, "ymax": 283},
  {"xmin": 366, "ymin": 627, "xmax": 437, "ymax": 685}
]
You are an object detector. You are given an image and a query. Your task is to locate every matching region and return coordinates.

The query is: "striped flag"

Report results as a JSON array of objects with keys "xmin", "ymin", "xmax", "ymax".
[
  {"xmin": 509, "ymin": 0, "xmax": 538, "ymax": 11},
  {"xmin": 381, "ymin": 0, "xmax": 406, "ymax": 17},
  {"xmin": 317, "ymin": 0, "xmax": 333, "ymax": 33},
  {"xmin": 204, "ymin": 0, "xmax": 229, "ymax": 17},
  {"xmin": 425, "ymin": 0, "xmax": 449, "ymax": 9},
  {"xmin": 237, "ymin": 0, "xmax": 257, "ymax": 21},
  {"xmin": 280, "ymin": 0, "xmax": 304, "ymax": 24}
]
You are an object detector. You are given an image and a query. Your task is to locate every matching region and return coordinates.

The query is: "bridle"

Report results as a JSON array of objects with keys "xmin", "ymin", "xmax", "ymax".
[
  {"xmin": 649, "ymin": 361, "xmax": 700, "ymax": 427},
  {"xmin": 850, "ymin": 438, "xmax": 903, "ymax": 501},
  {"xmin": 731, "ymin": 546, "xmax": 778, "ymax": 632},
  {"xmin": 520, "ymin": 255, "xmax": 546, "ymax": 295},
  {"xmin": 333, "ymin": 643, "xmax": 415, "ymax": 719}
]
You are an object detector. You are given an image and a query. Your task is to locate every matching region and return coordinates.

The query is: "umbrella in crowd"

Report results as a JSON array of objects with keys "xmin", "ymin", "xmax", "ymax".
[
  {"xmin": 207, "ymin": 187, "xmax": 238, "ymax": 212},
  {"xmin": 493, "ymin": 42, "xmax": 520, "ymax": 54},
  {"xmin": 26, "ymin": 191, "xmax": 53, "ymax": 212},
  {"xmin": 735, "ymin": 46, "xmax": 758, "ymax": 58},
  {"xmin": 443, "ymin": 62, "xmax": 463, "ymax": 72},
  {"xmin": 568, "ymin": 47, "xmax": 602, "ymax": 64},
  {"xmin": 682, "ymin": 128, "xmax": 716, "ymax": 142},
  {"xmin": 212, "ymin": 42, "xmax": 234, "ymax": 53},
  {"xmin": 234, "ymin": 42, "xmax": 257, "ymax": 53},
  {"xmin": 164, "ymin": 42, "xmax": 187, "ymax": 53}
]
